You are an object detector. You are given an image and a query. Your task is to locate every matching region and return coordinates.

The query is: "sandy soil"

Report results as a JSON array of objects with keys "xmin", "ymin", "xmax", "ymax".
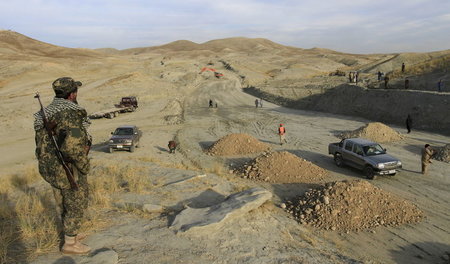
[{"xmin": 1, "ymin": 31, "xmax": 449, "ymax": 264}]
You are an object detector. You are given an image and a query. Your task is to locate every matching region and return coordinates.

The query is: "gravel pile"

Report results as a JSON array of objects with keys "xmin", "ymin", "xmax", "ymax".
[
  {"xmin": 339, "ymin": 122, "xmax": 403, "ymax": 143},
  {"xmin": 284, "ymin": 180, "xmax": 424, "ymax": 232},
  {"xmin": 207, "ymin": 133, "xmax": 271, "ymax": 156},
  {"xmin": 236, "ymin": 151, "xmax": 327, "ymax": 184},
  {"xmin": 434, "ymin": 144, "xmax": 450, "ymax": 163}
]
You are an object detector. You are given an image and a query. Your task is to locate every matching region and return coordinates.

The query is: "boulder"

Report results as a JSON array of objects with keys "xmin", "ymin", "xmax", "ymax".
[{"xmin": 171, "ymin": 187, "xmax": 272, "ymax": 233}]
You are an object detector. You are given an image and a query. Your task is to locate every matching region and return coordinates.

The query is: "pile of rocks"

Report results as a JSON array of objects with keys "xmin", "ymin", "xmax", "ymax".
[
  {"xmin": 284, "ymin": 180, "xmax": 424, "ymax": 232},
  {"xmin": 236, "ymin": 151, "xmax": 327, "ymax": 184},
  {"xmin": 207, "ymin": 133, "xmax": 271, "ymax": 156},
  {"xmin": 434, "ymin": 144, "xmax": 450, "ymax": 163},
  {"xmin": 339, "ymin": 122, "xmax": 403, "ymax": 143}
]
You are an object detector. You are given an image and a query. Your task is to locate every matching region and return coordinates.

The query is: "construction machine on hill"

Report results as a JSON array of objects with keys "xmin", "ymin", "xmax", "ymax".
[{"xmin": 199, "ymin": 67, "xmax": 223, "ymax": 78}]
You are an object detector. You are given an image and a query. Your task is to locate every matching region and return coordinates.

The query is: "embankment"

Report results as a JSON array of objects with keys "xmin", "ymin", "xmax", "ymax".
[{"xmin": 244, "ymin": 84, "xmax": 450, "ymax": 135}]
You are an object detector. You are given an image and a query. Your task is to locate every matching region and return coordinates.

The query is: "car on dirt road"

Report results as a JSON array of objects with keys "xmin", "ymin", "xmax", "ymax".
[
  {"xmin": 108, "ymin": 125, "xmax": 142, "ymax": 153},
  {"xmin": 328, "ymin": 138, "xmax": 402, "ymax": 179}
]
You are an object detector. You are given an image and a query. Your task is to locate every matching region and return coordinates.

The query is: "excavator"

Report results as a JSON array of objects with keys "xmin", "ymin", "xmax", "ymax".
[{"xmin": 199, "ymin": 67, "xmax": 223, "ymax": 78}]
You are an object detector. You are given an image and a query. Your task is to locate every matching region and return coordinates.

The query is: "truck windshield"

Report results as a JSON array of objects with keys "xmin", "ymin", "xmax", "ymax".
[
  {"xmin": 114, "ymin": 128, "xmax": 133, "ymax": 135},
  {"xmin": 363, "ymin": 144, "xmax": 385, "ymax": 156}
]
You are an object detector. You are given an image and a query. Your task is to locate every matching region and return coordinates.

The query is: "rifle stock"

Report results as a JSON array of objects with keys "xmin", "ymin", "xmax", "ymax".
[{"xmin": 35, "ymin": 92, "xmax": 79, "ymax": 190}]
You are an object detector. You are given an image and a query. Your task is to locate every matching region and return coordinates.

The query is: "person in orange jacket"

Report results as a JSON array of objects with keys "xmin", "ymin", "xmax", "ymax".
[{"xmin": 278, "ymin": 124, "xmax": 287, "ymax": 145}]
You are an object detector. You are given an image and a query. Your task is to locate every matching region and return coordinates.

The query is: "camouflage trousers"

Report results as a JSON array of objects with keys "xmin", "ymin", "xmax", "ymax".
[{"xmin": 52, "ymin": 168, "xmax": 89, "ymax": 236}]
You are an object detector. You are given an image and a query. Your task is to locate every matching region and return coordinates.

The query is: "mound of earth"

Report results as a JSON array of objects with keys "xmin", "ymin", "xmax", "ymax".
[
  {"xmin": 284, "ymin": 180, "xmax": 424, "ymax": 232},
  {"xmin": 161, "ymin": 99, "xmax": 184, "ymax": 125},
  {"xmin": 237, "ymin": 151, "xmax": 327, "ymax": 183},
  {"xmin": 434, "ymin": 144, "xmax": 450, "ymax": 163},
  {"xmin": 339, "ymin": 122, "xmax": 403, "ymax": 143},
  {"xmin": 207, "ymin": 133, "xmax": 271, "ymax": 156}
]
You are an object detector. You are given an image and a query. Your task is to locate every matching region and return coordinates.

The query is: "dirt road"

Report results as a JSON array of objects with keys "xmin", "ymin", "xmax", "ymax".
[
  {"xmin": 173, "ymin": 77, "xmax": 450, "ymax": 263},
  {"xmin": 4, "ymin": 73, "xmax": 449, "ymax": 264}
]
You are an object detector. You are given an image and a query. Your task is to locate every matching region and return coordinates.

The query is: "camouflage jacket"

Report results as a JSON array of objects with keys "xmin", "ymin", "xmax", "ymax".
[{"xmin": 34, "ymin": 98, "xmax": 91, "ymax": 189}]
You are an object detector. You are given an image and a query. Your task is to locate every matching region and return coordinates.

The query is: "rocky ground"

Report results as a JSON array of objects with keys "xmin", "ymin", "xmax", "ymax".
[
  {"xmin": 284, "ymin": 180, "xmax": 424, "ymax": 232},
  {"xmin": 236, "ymin": 150, "xmax": 327, "ymax": 184},
  {"xmin": 207, "ymin": 133, "xmax": 271, "ymax": 156}
]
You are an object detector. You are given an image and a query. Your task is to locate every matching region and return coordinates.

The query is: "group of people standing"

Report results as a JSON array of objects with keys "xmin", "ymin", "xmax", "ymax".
[{"xmin": 349, "ymin": 71, "xmax": 359, "ymax": 84}]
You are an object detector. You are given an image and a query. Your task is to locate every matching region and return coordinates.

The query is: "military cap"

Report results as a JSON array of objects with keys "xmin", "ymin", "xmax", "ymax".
[{"xmin": 52, "ymin": 77, "xmax": 82, "ymax": 96}]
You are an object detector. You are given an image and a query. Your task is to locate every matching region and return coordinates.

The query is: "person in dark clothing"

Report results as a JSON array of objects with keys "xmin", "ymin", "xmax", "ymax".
[
  {"xmin": 377, "ymin": 71, "xmax": 382, "ymax": 81},
  {"xmin": 438, "ymin": 79, "xmax": 443, "ymax": 92},
  {"xmin": 405, "ymin": 78, "xmax": 409, "ymax": 89},
  {"xmin": 168, "ymin": 140, "xmax": 177, "ymax": 154},
  {"xmin": 384, "ymin": 75, "xmax": 390, "ymax": 89},
  {"xmin": 209, "ymin": 99, "xmax": 213, "ymax": 108},
  {"xmin": 406, "ymin": 114, "xmax": 412, "ymax": 133},
  {"xmin": 401, "ymin": 63, "xmax": 405, "ymax": 72}
]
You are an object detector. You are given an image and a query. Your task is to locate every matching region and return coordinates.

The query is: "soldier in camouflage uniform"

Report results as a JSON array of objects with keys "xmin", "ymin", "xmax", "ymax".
[{"xmin": 34, "ymin": 77, "xmax": 92, "ymax": 254}]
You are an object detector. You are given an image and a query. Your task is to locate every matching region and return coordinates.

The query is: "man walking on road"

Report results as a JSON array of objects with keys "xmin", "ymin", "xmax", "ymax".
[
  {"xmin": 34, "ymin": 77, "xmax": 92, "ymax": 254},
  {"xmin": 421, "ymin": 144, "xmax": 435, "ymax": 175},
  {"xmin": 278, "ymin": 124, "xmax": 287, "ymax": 145},
  {"xmin": 406, "ymin": 114, "xmax": 412, "ymax": 133}
]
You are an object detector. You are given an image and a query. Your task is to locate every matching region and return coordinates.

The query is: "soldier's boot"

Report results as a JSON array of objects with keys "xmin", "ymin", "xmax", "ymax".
[
  {"xmin": 76, "ymin": 233, "xmax": 87, "ymax": 241},
  {"xmin": 62, "ymin": 235, "xmax": 91, "ymax": 255}
]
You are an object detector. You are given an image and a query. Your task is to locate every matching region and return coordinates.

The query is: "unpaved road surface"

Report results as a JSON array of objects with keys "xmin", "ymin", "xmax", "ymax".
[
  {"xmin": 4, "ymin": 75, "xmax": 449, "ymax": 264},
  {"xmin": 175, "ymin": 78, "xmax": 450, "ymax": 264}
]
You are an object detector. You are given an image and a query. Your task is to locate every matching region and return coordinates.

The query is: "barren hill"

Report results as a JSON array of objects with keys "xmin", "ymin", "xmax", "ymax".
[
  {"xmin": 0, "ymin": 30, "xmax": 101, "ymax": 58},
  {"xmin": 120, "ymin": 37, "xmax": 300, "ymax": 55}
]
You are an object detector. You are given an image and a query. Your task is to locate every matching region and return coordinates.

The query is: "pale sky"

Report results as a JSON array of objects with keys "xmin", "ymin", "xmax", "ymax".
[{"xmin": 1, "ymin": 0, "xmax": 449, "ymax": 54}]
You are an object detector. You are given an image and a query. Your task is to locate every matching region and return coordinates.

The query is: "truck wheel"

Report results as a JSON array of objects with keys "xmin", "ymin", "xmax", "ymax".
[
  {"xmin": 364, "ymin": 166, "xmax": 376, "ymax": 180},
  {"xmin": 334, "ymin": 153, "xmax": 344, "ymax": 167},
  {"xmin": 109, "ymin": 147, "xmax": 114, "ymax": 153},
  {"xmin": 106, "ymin": 113, "xmax": 113, "ymax": 119},
  {"xmin": 130, "ymin": 144, "xmax": 135, "ymax": 153}
]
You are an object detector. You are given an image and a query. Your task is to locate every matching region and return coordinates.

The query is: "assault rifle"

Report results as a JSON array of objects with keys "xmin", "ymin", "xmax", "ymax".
[{"xmin": 35, "ymin": 92, "xmax": 79, "ymax": 190}]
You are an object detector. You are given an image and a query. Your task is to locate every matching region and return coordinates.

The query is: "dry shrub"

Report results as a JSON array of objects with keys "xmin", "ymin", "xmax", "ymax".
[
  {"xmin": 0, "ymin": 165, "xmax": 40, "ymax": 194},
  {"xmin": 204, "ymin": 161, "xmax": 225, "ymax": 176},
  {"xmin": 0, "ymin": 193, "xmax": 16, "ymax": 264},
  {"xmin": 390, "ymin": 55, "xmax": 450, "ymax": 78},
  {"xmin": 0, "ymin": 159, "xmax": 159, "ymax": 262},
  {"xmin": 0, "ymin": 177, "xmax": 12, "ymax": 194},
  {"xmin": 14, "ymin": 191, "xmax": 59, "ymax": 257}
]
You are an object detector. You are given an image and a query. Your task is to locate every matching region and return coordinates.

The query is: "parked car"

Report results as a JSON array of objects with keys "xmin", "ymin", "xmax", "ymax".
[
  {"xmin": 108, "ymin": 125, "xmax": 142, "ymax": 153},
  {"xmin": 328, "ymin": 138, "xmax": 402, "ymax": 179}
]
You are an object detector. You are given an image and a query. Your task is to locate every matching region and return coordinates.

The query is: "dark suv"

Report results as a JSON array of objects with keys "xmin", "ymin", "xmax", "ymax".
[{"xmin": 108, "ymin": 125, "xmax": 142, "ymax": 153}]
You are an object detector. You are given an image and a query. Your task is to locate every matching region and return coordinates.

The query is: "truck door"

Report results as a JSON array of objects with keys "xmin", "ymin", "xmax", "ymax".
[
  {"xmin": 350, "ymin": 144, "xmax": 366, "ymax": 170},
  {"xmin": 341, "ymin": 141, "xmax": 354, "ymax": 166}
]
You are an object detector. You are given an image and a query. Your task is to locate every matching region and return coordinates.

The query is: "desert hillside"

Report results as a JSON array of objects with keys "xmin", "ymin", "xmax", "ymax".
[{"xmin": 0, "ymin": 31, "xmax": 449, "ymax": 264}]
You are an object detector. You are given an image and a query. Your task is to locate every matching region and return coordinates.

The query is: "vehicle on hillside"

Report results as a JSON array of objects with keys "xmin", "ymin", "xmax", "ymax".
[
  {"xmin": 108, "ymin": 125, "xmax": 142, "ymax": 153},
  {"xmin": 328, "ymin": 138, "xmax": 402, "ymax": 179},
  {"xmin": 89, "ymin": 96, "xmax": 138, "ymax": 119},
  {"xmin": 115, "ymin": 96, "xmax": 138, "ymax": 108}
]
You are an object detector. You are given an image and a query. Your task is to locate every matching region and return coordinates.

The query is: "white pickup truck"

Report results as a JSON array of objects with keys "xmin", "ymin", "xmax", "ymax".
[{"xmin": 328, "ymin": 138, "xmax": 402, "ymax": 179}]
